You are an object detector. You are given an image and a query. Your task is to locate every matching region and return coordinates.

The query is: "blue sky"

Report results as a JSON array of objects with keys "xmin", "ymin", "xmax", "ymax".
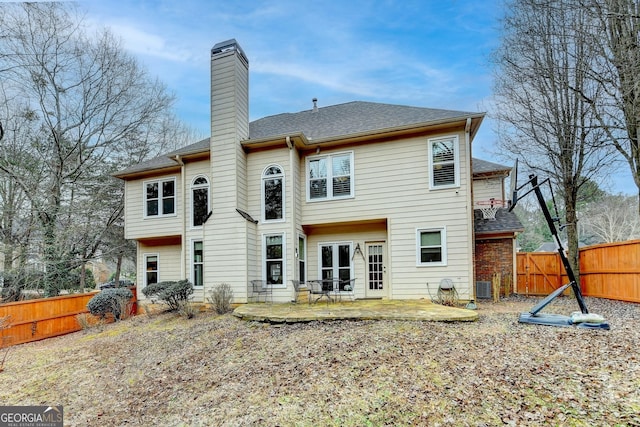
[
  {"xmin": 82, "ymin": 0, "xmax": 632, "ymax": 194},
  {"xmin": 83, "ymin": 1, "xmax": 500, "ymax": 150}
]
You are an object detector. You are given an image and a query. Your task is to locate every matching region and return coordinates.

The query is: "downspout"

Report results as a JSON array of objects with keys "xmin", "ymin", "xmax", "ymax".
[
  {"xmin": 465, "ymin": 118, "xmax": 476, "ymax": 303},
  {"xmin": 286, "ymin": 136, "xmax": 296, "ymax": 300},
  {"xmin": 175, "ymin": 155, "xmax": 186, "ymax": 284}
]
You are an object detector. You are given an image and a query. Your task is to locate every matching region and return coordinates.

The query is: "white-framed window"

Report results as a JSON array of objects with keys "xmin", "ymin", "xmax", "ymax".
[
  {"xmin": 144, "ymin": 253, "xmax": 159, "ymax": 286},
  {"xmin": 191, "ymin": 176, "xmax": 210, "ymax": 227},
  {"xmin": 416, "ymin": 227, "xmax": 447, "ymax": 266},
  {"xmin": 298, "ymin": 234, "xmax": 307, "ymax": 283},
  {"xmin": 318, "ymin": 242, "xmax": 353, "ymax": 292},
  {"xmin": 144, "ymin": 177, "xmax": 176, "ymax": 217},
  {"xmin": 307, "ymin": 151, "xmax": 354, "ymax": 201},
  {"xmin": 263, "ymin": 233, "xmax": 286, "ymax": 287},
  {"xmin": 192, "ymin": 240, "xmax": 204, "ymax": 287},
  {"xmin": 429, "ymin": 136, "xmax": 459, "ymax": 189},
  {"xmin": 262, "ymin": 165, "xmax": 284, "ymax": 221}
]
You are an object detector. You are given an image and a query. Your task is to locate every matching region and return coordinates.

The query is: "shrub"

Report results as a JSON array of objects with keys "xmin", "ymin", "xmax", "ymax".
[
  {"xmin": 177, "ymin": 299, "xmax": 196, "ymax": 319},
  {"xmin": 208, "ymin": 283, "xmax": 234, "ymax": 314},
  {"xmin": 142, "ymin": 280, "xmax": 193, "ymax": 311},
  {"xmin": 87, "ymin": 288, "xmax": 133, "ymax": 320}
]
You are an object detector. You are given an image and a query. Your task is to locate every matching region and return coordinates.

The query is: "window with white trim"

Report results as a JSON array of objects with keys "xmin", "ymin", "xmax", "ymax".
[
  {"xmin": 145, "ymin": 178, "xmax": 176, "ymax": 217},
  {"xmin": 264, "ymin": 234, "xmax": 285, "ymax": 286},
  {"xmin": 307, "ymin": 152, "xmax": 354, "ymax": 201},
  {"xmin": 192, "ymin": 240, "xmax": 203, "ymax": 287},
  {"xmin": 417, "ymin": 228, "xmax": 447, "ymax": 266},
  {"xmin": 144, "ymin": 254, "xmax": 159, "ymax": 286},
  {"xmin": 429, "ymin": 136, "xmax": 459, "ymax": 188},
  {"xmin": 192, "ymin": 176, "xmax": 209, "ymax": 227},
  {"xmin": 298, "ymin": 234, "xmax": 306, "ymax": 283},
  {"xmin": 262, "ymin": 165, "xmax": 284, "ymax": 221}
]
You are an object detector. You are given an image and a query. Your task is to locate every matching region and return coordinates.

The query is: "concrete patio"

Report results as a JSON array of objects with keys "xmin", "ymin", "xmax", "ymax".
[{"xmin": 233, "ymin": 299, "xmax": 478, "ymax": 323}]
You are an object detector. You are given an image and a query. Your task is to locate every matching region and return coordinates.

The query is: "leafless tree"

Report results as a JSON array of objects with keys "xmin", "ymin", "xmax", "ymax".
[
  {"xmin": 572, "ymin": 0, "xmax": 640, "ymax": 213},
  {"xmin": 492, "ymin": 0, "xmax": 616, "ymax": 282},
  {"xmin": 0, "ymin": 3, "xmax": 192, "ymax": 294},
  {"xmin": 579, "ymin": 194, "xmax": 640, "ymax": 242}
]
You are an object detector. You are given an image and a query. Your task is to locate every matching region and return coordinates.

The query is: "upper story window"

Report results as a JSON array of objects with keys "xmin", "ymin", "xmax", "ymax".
[
  {"xmin": 307, "ymin": 151, "xmax": 354, "ymax": 201},
  {"xmin": 416, "ymin": 227, "xmax": 447, "ymax": 266},
  {"xmin": 145, "ymin": 178, "xmax": 176, "ymax": 217},
  {"xmin": 192, "ymin": 176, "xmax": 210, "ymax": 227},
  {"xmin": 262, "ymin": 165, "xmax": 284, "ymax": 221},
  {"xmin": 429, "ymin": 136, "xmax": 459, "ymax": 189}
]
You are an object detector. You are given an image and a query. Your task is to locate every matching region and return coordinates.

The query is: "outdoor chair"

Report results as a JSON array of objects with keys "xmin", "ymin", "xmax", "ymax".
[
  {"xmin": 428, "ymin": 278, "xmax": 459, "ymax": 306},
  {"xmin": 307, "ymin": 280, "xmax": 333, "ymax": 305},
  {"xmin": 290, "ymin": 279, "xmax": 303, "ymax": 303},
  {"xmin": 338, "ymin": 278, "xmax": 356, "ymax": 301},
  {"xmin": 249, "ymin": 279, "xmax": 272, "ymax": 303}
]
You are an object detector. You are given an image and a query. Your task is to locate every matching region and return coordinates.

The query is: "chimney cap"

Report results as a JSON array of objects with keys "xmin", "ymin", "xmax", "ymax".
[
  {"xmin": 211, "ymin": 39, "xmax": 248, "ymax": 64},
  {"xmin": 312, "ymin": 98, "xmax": 318, "ymax": 112}
]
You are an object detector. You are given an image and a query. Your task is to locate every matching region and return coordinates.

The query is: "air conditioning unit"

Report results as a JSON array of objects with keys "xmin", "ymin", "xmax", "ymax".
[{"xmin": 476, "ymin": 281, "xmax": 492, "ymax": 299}]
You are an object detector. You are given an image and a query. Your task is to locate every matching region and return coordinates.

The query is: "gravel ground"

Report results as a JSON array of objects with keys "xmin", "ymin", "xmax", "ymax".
[{"xmin": 0, "ymin": 296, "xmax": 639, "ymax": 426}]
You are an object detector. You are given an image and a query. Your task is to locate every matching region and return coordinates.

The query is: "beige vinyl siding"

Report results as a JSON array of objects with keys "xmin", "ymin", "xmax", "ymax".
[
  {"xmin": 206, "ymin": 46, "xmax": 251, "ymax": 301},
  {"xmin": 245, "ymin": 147, "xmax": 295, "ymax": 302},
  {"xmin": 124, "ymin": 174, "xmax": 182, "ymax": 240},
  {"xmin": 305, "ymin": 226, "xmax": 387, "ymax": 299},
  {"xmin": 137, "ymin": 242, "xmax": 181, "ymax": 300},
  {"xmin": 301, "ymin": 132, "xmax": 474, "ymax": 300},
  {"xmin": 473, "ymin": 177, "xmax": 505, "ymax": 204}
]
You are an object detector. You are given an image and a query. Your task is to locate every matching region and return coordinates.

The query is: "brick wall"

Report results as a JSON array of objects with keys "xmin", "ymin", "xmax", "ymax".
[{"xmin": 475, "ymin": 238, "xmax": 515, "ymax": 296}]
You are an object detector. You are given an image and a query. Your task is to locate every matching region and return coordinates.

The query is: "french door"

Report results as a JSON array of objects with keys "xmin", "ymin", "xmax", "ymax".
[
  {"xmin": 319, "ymin": 242, "xmax": 353, "ymax": 292},
  {"xmin": 365, "ymin": 242, "xmax": 386, "ymax": 298}
]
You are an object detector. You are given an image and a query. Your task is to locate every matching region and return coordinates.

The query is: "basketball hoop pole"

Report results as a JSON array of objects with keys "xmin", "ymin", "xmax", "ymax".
[{"xmin": 515, "ymin": 173, "xmax": 589, "ymax": 315}]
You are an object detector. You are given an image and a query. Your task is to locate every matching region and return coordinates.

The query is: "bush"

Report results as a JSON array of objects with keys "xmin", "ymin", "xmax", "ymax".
[
  {"xmin": 87, "ymin": 288, "xmax": 133, "ymax": 320},
  {"xmin": 142, "ymin": 280, "xmax": 193, "ymax": 311},
  {"xmin": 208, "ymin": 283, "xmax": 234, "ymax": 314}
]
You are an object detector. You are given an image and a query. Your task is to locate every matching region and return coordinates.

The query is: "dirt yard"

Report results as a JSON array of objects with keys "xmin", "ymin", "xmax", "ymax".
[{"xmin": 0, "ymin": 296, "xmax": 639, "ymax": 426}]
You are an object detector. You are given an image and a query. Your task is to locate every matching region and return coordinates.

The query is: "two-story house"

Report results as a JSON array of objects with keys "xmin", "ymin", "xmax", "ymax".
[{"xmin": 115, "ymin": 39, "xmax": 522, "ymax": 304}]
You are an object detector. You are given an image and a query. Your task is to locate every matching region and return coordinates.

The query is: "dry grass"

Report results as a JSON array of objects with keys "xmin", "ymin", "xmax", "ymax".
[{"xmin": 1, "ymin": 296, "xmax": 639, "ymax": 426}]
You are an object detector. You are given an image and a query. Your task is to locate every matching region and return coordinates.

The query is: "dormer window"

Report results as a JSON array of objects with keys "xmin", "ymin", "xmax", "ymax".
[{"xmin": 262, "ymin": 165, "xmax": 284, "ymax": 221}]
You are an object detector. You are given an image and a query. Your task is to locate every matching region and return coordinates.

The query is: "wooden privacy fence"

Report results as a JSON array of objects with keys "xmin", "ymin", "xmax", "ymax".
[
  {"xmin": 0, "ymin": 288, "xmax": 137, "ymax": 347},
  {"xmin": 516, "ymin": 239, "xmax": 640, "ymax": 303}
]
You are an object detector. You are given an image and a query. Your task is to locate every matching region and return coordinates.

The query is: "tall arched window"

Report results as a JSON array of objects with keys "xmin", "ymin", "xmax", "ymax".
[
  {"xmin": 262, "ymin": 165, "xmax": 284, "ymax": 221},
  {"xmin": 192, "ymin": 176, "xmax": 209, "ymax": 227}
]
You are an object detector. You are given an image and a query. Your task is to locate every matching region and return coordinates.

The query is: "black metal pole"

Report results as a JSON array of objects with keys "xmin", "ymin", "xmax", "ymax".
[{"xmin": 530, "ymin": 175, "xmax": 588, "ymax": 314}]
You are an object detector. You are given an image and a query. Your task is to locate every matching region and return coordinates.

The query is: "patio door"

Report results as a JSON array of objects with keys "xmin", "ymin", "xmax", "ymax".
[
  {"xmin": 365, "ymin": 242, "xmax": 387, "ymax": 298},
  {"xmin": 319, "ymin": 242, "xmax": 353, "ymax": 292}
]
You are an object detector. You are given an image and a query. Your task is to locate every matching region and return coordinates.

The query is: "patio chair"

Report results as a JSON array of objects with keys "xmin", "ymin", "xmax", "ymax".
[
  {"xmin": 290, "ymin": 280, "xmax": 303, "ymax": 303},
  {"xmin": 307, "ymin": 280, "xmax": 333, "ymax": 305},
  {"xmin": 339, "ymin": 278, "xmax": 356, "ymax": 301},
  {"xmin": 428, "ymin": 278, "xmax": 459, "ymax": 307},
  {"xmin": 249, "ymin": 279, "xmax": 272, "ymax": 303}
]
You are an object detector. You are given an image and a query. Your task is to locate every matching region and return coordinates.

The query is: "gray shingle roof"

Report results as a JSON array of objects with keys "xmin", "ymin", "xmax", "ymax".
[
  {"xmin": 116, "ymin": 101, "xmax": 483, "ymax": 177},
  {"xmin": 473, "ymin": 158, "xmax": 511, "ymax": 175},
  {"xmin": 249, "ymin": 101, "xmax": 479, "ymax": 141},
  {"xmin": 114, "ymin": 138, "xmax": 210, "ymax": 177},
  {"xmin": 474, "ymin": 208, "xmax": 524, "ymax": 235}
]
